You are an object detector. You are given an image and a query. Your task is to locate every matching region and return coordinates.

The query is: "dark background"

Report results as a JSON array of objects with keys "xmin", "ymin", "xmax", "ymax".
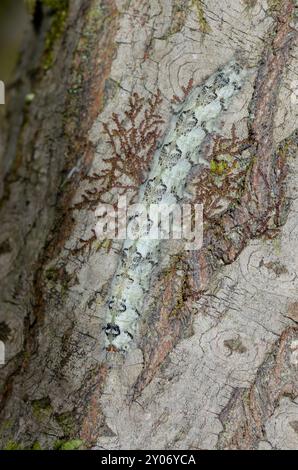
[{"xmin": 0, "ymin": 0, "xmax": 29, "ymax": 83}]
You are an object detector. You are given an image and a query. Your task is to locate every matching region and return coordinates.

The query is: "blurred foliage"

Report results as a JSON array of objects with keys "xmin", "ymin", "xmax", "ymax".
[
  {"xmin": 0, "ymin": 0, "xmax": 29, "ymax": 82},
  {"xmin": 0, "ymin": 0, "xmax": 12, "ymax": 17},
  {"xmin": 24, "ymin": 0, "xmax": 37, "ymax": 15},
  {"xmin": 42, "ymin": 0, "xmax": 69, "ymax": 70}
]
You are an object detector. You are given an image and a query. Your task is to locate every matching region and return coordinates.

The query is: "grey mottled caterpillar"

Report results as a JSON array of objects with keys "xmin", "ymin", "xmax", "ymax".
[{"xmin": 104, "ymin": 60, "xmax": 247, "ymax": 352}]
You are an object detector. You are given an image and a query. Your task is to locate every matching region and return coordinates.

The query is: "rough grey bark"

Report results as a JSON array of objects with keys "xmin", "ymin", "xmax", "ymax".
[{"xmin": 0, "ymin": 0, "xmax": 297, "ymax": 450}]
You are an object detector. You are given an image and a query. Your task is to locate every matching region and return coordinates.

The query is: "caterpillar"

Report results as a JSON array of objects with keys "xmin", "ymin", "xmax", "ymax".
[{"xmin": 104, "ymin": 60, "xmax": 247, "ymax": 352}]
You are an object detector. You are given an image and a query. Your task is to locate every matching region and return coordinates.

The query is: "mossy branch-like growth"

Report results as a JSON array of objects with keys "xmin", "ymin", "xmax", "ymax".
[
  {"xmin": 171, "ymin": 78, "xmax": 194, "ymax": 104},
  {"xmin": 42, "ymin": 0, "xmax": 69, "ymax": 70},
  {"xmin": 73, "ymin": 90, "xmax": 164, "ymax": 254},
  {"xmin": 267, "ymin": 0, "xmax": 284, "ymax": 15},
  {"xmin": 77, "ymin": 90, "xmax": 164, "ymax": 209},
  {"xmin": 191, "ymin": 0, "xmax": 212, "ymax": 34},
  {"xmin": 192, "ymin": 124, "xmax": 251, "ymax": 218},
  {"xmin": 24, "ymin": 0, "xmax": 37, "ymax": 15},
  {"xmin": 4, "ymin": 440, "xmax": 23, "ymax": 450},
  {"xmin": 54, "ymin": 439, "xmax": 84, "ymax": 450},
  {"xmin": 31, "ymin": 397, "xmax": 52, "ymax": 422}
]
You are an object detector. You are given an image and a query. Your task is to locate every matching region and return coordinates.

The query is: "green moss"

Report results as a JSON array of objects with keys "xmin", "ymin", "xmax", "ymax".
[
  {"xmin": 267, "ymin": 0, "xmax": 284, "ymax": 16},
  {"xmin": 53, "ymin": 439, "xmax": 63, "ymax": 450},
  {"xmin": 60, "ymin": 440, "xmax": 84, "ymax": 450},
  {"xmin": 24, "ymin": 0, "xmax": 37, "ymax": 15},
  {"xmin": 0, "ymin": 419, "xmax": 12, "ymax": 436},
  {"xmin": 42, "ymin": 0, "xmax": 69, "ymax": 71},
  {"xmin": 95, "ymin": 238, "xmax": 112, "ymax": 252},
  {"xmin": 4, "ymin": 440, "xmax": 22, "ymax": 450},
  {"xmin": 56, "ymin": 412, "xmax": 76, "ymax": 435},
  {"xmin": 192, "ymin": 0, "xmax": 212, "ymax": 34},
  {"xmin": 3, "ymin": 440, "xmax": 42, "ymax": 450},
  {"xmin": 32, "ymin": 441, "xmax": 42, "ymax": 450},
  {"xmin": 32, "ymin": 397, "xmax": 52, "ymax": 421},
  {"xmin": 45, "ymin": 267, "xmax": 60, "ymax": 281},
  {"xmin": 43, "ymin": 0, "xmax": 66, "ymax": 8},
  {"xmin": 210, "ymin": 159, "xmax": 228, "ymax": 175},
  {"xmin": 54, "ymin": 439, "xmax": 84, "ymax": 450}
]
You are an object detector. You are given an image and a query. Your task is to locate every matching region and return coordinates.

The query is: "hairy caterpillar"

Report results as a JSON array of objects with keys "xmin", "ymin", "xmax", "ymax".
[{"xmin": 104, "ymin": 60, "xmax": 247, "ymax": 352}]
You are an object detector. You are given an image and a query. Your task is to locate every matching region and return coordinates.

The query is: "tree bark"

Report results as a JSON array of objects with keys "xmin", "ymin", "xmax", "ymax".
[{"xmin": 0, "ymin": 0, "xmax": 297, "ymax": 450}]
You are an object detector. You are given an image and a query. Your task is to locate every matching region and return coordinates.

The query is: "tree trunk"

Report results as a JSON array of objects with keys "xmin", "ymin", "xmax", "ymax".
[{"xmin": 0, "ymin": 0, "xmax": 297, "ymax": 450}]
